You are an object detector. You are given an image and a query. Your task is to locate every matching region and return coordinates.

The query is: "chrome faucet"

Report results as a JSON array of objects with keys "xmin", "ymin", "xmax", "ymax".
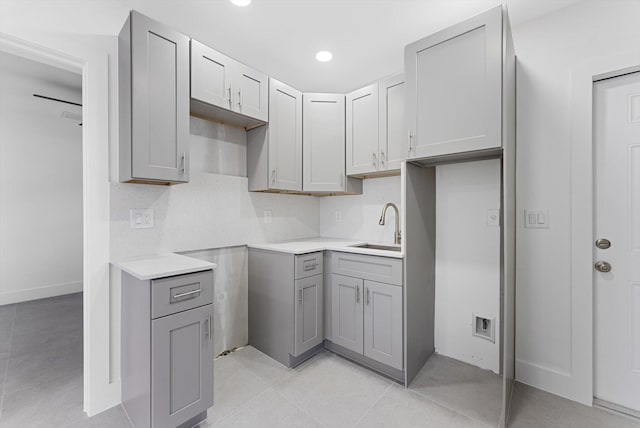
[{"xmin": 379, "ymin": 203, "xmax": 401, "ymax": 245}]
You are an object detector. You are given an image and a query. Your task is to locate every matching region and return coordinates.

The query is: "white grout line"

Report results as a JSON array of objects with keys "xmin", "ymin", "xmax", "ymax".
[
  {"xmin": 228, "ymin": 346, "xmax": 329, "ymax": 427},
  {"xmin": 351, "ymin": 382, "xmax": 394, "ymax": 428},
  {"xmin": 0, "ymin": 305, "xmax": 17, "ymax": 419},
  {"xmin": 212, "ymin": 387, "xmax": 276, "ymax": 426},
  {"xmin": 407, "ymin": 387, "xmax": 494, "ymax": 427},
  {"xmin": 274, "ymin": 388, "xmax": 328, "ymax": 428}
]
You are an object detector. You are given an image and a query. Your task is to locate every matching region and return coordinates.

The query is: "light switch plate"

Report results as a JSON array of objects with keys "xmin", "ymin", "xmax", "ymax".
[
  {"xmin": 130, "ymin": 208, "xmax": 154, "ymax": 229},
  {"xmin": 487, "ymin": 209, "xmax": 500, "ymax": 227},
  {"xmin": 335, "ymin": 210, "xmax": 343, "ymax": 223},
  {"xmin": 263, "ymin": 210, "xmax": 272, "ymax": 224},
  {"xmin": 525, "ymin": 209, "xmax": 549, "ymax": 229}
]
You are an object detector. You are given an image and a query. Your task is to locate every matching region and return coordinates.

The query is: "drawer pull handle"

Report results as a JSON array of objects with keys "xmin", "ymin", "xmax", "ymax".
[
  {"xmin": 172, "ymin": 289, "xmax": 201, "ymax": 301},
  {"xmin": 303, "ymin": 263, "xmax": 318, "ymax": 271}
]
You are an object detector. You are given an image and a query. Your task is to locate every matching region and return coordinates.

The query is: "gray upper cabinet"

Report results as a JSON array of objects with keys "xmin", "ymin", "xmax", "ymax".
[
  {"xmin": 303, "ymin": 93, "xmax": 347, "ymax": 193},
  {"xmin": 295, "ymin": 274, "xmax": 324, "ymax": 356},
  {"xmin": 405, "ymin": 5, "xmax": 503, "ymax": 160},
  {"xmin": 346, "ymin": 84, "xmax": 379, "ymax": 175},
  {"xmin": 191, "ymin": 39, "xmax": 268, "ymax": 127},
  {"xmin": 247, "ymin": 78, "xmax": 302, "ymax": 192},
  {"xmin": 151, "ymin": 304, "xmax": 213, "ymax": 428},
  {"xmin": 379, "ymin": 73, "xmax": 406, "ymax": 171},
  {"xmin": 119, "ymin": 11, "xmax": 190, "ymax": 184},
  {"xmin": 331, "ymin": 273, "xmax": 364, "ymax": 354},
  {"xmin": 234, "ymin": 61, "xmax": 269, "ymax": 122},
  {"xmin": 191, "ymin": 40, "xmax": 234, "ymax": 112},
  {"xmin": 363, "ymin": 280, "xmax": 403, "ymax": 370},
  {"xmin": 346, "ymin": 74, "xmax": 406, "ymax": 177}
]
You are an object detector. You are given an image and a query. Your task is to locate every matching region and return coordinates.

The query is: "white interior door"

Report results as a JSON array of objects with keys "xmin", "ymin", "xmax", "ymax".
[{"xmin": 594, "ymin": 71, "xmax": 640, "ymax": 414}]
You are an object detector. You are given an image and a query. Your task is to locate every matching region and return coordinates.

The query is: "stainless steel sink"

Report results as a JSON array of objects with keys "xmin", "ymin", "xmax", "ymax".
[{"xmin": 351, "ymin": 243, "xmax": 402, "ymax": 252}]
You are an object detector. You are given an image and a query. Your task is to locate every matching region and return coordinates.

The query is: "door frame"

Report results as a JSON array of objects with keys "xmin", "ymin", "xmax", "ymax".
[
  {"xmin": 0, "ymin": 33, "xmax": 115, "ymax": 416},
  {"xmin": 569, "ymin": 51, "xmax": 640, "ymax": 405}
]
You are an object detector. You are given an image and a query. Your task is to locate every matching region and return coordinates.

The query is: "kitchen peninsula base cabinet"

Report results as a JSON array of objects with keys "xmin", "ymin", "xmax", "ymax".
[
  {"xmin": 248, "ymin": 249, "xmax": 324, "ymax": 367},
  {"xmin": 121, "ymin": 269, "xmax": 214, "ymax": 428}
]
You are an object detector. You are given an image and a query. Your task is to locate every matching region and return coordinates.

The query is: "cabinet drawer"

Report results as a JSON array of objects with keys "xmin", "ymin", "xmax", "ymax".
[
  {"xmin": 151, "ymin": 270, "xmax": 214, "ymax": 319},
  {"xmin": 295, "ymin": 252, "xmax": 323, "ymax": 279},
  {"xmin": 331, "ymin": 252, "xmax": 403, "ymax": 286}
]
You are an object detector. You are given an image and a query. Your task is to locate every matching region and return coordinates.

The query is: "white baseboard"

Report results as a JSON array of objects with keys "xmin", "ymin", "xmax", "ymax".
[{"xmin": 0, "ymin": 280, "xmax": 83, "ymax": 305}]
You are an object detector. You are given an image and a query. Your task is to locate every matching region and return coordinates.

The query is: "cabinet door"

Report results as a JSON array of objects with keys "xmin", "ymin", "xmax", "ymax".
[
  {"xmin": 405, "ymin": 6, "xmax": 502, "ymax": 159},
  {"xmin": 151, "ymin": 304, "xmax": 213, "ymax": 428},
  {"xmin": 294, "ymin": 274, "xmax": 324, "ymax": 356},
  {"xmin": 346, "ymin": 84, "xmax": 379, "ymax": 175},
  {"xmin": 331, "ymin": 274, "xmax": 363, "ymax": 354},
  {"xmin": 379, "ymin": 74, "xmax": 406, "ymax": 171},
  {"xmin": 269, "ymin": 79, "xmax": 302, "ymax": 191},
  {"xmin": 303, "ymin": 93, "xmax": 346, "ymax": 192},
  {"xmin": 363, "ymin": 280, "xmax": 403, "ymax": 370},
  {"xmin": 234, "ymin": 62, "xmax": 269, "ymax": 122},
  {"xmin": 191, "ymin": 39, "xmax": 234, "ymax": 112},
  {"xmin": 131, "ymin": 11, "xmax": 190, "ymax": 182}
]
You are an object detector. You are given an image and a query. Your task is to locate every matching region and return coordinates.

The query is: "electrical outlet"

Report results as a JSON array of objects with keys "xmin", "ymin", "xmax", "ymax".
[
  {"xmin": 263, "ymin": 210, "xmax": 272, "ymax": 224},
  {"xmin": 335, "ymin": 210, "xmax": 343, "ymax": 223},
  {"xmin": 130, "ymin": 208, "xmax": 154, "ymax": 229}
]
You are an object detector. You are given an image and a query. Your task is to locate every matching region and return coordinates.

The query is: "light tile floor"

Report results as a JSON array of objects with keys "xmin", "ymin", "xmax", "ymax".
[{"xmin": 0, "ymin": 294, "xmax": 638, "ymax": 428}]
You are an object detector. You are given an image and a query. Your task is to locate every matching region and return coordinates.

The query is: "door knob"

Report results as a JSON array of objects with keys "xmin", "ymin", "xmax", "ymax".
[
  {"xmin": 595, "ymin": 238, "xmax": 611, "ymax": 249},
  {"xmin": 595, "ymin": 261, "xmax": 612, "ymax": 273}
]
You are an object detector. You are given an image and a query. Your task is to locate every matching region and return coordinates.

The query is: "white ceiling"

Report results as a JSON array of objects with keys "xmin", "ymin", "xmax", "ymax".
[
  {"xmin": 126, "ymin": 0, "xmax": 584, "ymax": 93},
  {"xmin": 0, "ymin": 0, "xmax": 586, "ymax": 92}
]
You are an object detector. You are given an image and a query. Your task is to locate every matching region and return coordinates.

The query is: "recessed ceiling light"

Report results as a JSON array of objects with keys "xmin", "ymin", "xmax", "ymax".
[
  {"xmin": 230, "ymin": 0, "xmax": 251, "ymax": 6},
  {"xmin": 315, "ymin": 51, "xmax": 333, "ymax": 62}
]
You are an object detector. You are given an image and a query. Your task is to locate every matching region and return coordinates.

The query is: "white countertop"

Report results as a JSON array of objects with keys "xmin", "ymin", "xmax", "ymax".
[
  {"xmin": 248, "ymin": 237, "xmax": 404, "ymax": 258},
  {"xmin": 113, "ymin": 253, "xmax": 217, "ymax": 280}
]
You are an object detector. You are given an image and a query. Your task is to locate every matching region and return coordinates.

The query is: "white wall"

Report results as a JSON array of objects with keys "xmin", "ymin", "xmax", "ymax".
[
  {"xmin": 109, "ymin": 116, "xmax": 319, "ymax": 382},
  {"xmin": 320, "ymin": 164, "xmax": 501, "ymax": 374},
  {"xmin": 319, "ymin": 175, "xmax": 401, "ymax": 243},
  {"xmin": 110, "ymin": 117, "xmax": 319, "ymax": 261},
  {"xmin": 0, "ymin": 14, "xmax": 320, "ymax": 414},
  {"xmin": 512, "ymin": 0, "xmax": 640, "ymax": 402},
  {"xmin": 434, "ymin": 160, "xmax": 501, "ymax": 373},
  {"xmin": 180, "ymin": 246, "xmax": 249, "ymax": 358},
  {"xmin": 0, "ymin": 53, "xmax": 83, "ymax": 304}
]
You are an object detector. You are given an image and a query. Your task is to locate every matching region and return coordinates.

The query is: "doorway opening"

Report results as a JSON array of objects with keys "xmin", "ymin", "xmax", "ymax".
[
  {"xmin": 0, "ymin": 50, "xmax": 85, "ymax": 423},
  {"xmin": 593, "ymin": 70, "xmax": 640, "ymax": 419}
]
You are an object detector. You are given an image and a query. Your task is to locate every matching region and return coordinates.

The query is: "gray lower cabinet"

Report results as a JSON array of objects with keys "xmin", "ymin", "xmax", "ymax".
[
  {"xmin": 331, "ymin": 274, "xmax": 363, "ymax": 353},
  {"xmin": 328, "ymin": 252, "xmax": 404, "ymax": 373},
  {"xmin": 122, "ymin": 269, "xmax": 214, "ymax": 428},
  {"xmin": 248, "ymin": 249, "xmax": 324, "ymax": 367},
  {"xmin": 295, "ymin": 274, "xmax": 324, "ymax": 355},
  {"xmin": 118, "ymin": 11, "xmax": 190, "ymax": 184},
  {"xmin": 363, "ymin": 280, "xmax": 403, "ymax": 370},
  {"xmin": 151, "ymin": 305, "xmax": 213, "ymax": 428}
]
